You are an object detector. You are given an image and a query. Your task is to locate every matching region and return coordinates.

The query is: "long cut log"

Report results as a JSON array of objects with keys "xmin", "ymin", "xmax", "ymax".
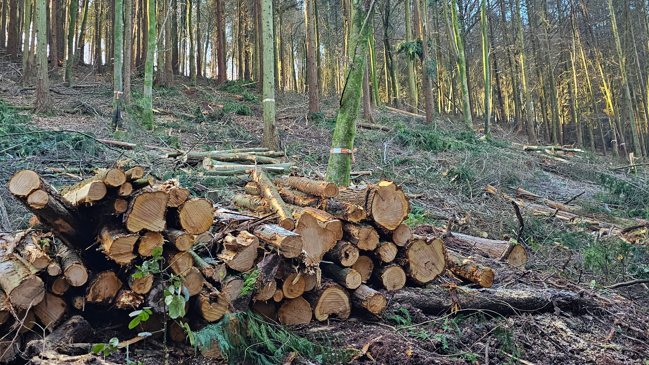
[
  {"xmin": 444, "ymin": 232, "xmax": 528, "ymax": 267},
  {"xmin": 253, "ymin": 224, "xmax": 303, "ymax": 258},
  {"xmin": 320, "ymin": 263, "xmax": 361, "ymax": 289},
  {"xmin": 56, "ymin": 245, "xmax": 88, "ymax": 287},
  {"xmin": 275, "ymin": 176, "xmax": 339, "ymax": 198},
  {"xmin": 252, "ymin": 168, "xmax": 294, "ymax": 230},
  {"xmin": 352, "ymin": 285, "xmax": 386, "ymax": 314},
  {"xmin": 446, "ymin": 251, "xmax": 495, "ymax": 288}
]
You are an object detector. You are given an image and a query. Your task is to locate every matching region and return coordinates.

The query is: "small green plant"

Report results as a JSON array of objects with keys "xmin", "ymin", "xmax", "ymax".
[
  {"xmin": 240, "ymin": 269, "xmax": 260, "ymax": 296},
  {"xmin": 128, "ymin": 307, "xmax": 153, "ymax": 330},
  {"xmin": 223, "ymin": 102, "xmax": 252, "ymax": 116},
  {"xmin": 385, "ymin": 307, "xmax": 412, "ymax": 327},
  {"xmin": 164, "ymin": 274, "xmax": 189, "ymax": 319},
  {"xmin": 132, "ymin": 247, "xmax": 163, "ymax": 278},
  {"xmin": 92, "ymin": 337, "xmax": 120, "ymax": 356},
  {"xmin": 242, "ymin": 90, "xmax": 259, "ymax": 103}
]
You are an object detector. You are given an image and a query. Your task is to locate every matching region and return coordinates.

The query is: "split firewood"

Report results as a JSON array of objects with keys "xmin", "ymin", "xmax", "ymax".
[
  {"xmin": 278, "ymin": 296, "xmax": 312, "ymax": 325},
  {"xmin": 374, "ymin": 264, "xmax": 406, "ymax": 291},
  {"xmin": 352, "ymin": 255, "xmax": 374, "ymax": 282},
  {"xmin": 446, "ymin": 251, "xmax": 495, "ymax": 288},
  {"xmin": 307, "ymin": 282, "xmax": 351, "ymax": 321},
  {"xmin": 379, "ymin": 223, "xmax": 412, "ymax": 247},
  {"xmin": 391, "ymin": 286, "xmax": 597, "ymax": 315},
  {"xmin": 114, "ymin": 290, "xmax": 145, "ymax": 310},
  {"xmin": 123, "ymin": 187, "xmax": 170, "ymax": 232},
  {"xmin": 275, "ymin": 176, "xmax": 339, "ymax": 198},
  {"xmin": 125, "ymin": 167, "xmax": 145, "ymax": 180},
  {"xmin": 128, "ymin": 272, "xmax": 154, "ymax": 295},
  {"xmin": 0, "ymin": 256, "xmax": 45, "ymax": 309},
  {"xmin": 444, "ymin": 232, "xmax": 528, "ymax": 267},
  {"xmin": 398, "ymin": 236, "xmax": 446, "ymax": 285},
  {"xmin": 373, "ymin": 241, "xmax": 397, "ymax": 263},
  {"xmin": 282, "ymin": 273, "xmax": 306, "ymax": 299},
  {"xmin": 294, "ymin": 212, "xmax": 337, "ymax": 267},
  {"xmin": 164, "ymin": 229, "xmax": 195, "ymax": 251},
  {"xmin": 137, "ymin": 231, "xmax": 165, "ymax": 257},
  {"xmin": 219, "ymin": 231, "xmax": 259, "ymax": 272},
  {"xmin": 165, "ymin": 248, "xmax": 194, "ymax": 275},
  {"xmin": 169, "ymin": 198, "xmax": 214, "ymax": 234},
  {"xmin": 196, "ymin": 291, "xmax": 229, "ymax": 322},
  {"xmin": 85, "ymin": 271, "xmax": 122, "ymax": 305},
  {"xmin": 49, "ymin": 276, "xmax": 70, "ymax": 296},
  {"xmin": 252, "ymin": 168, "xmax": 294, "ymax": 230},
  {"xmin": 98, "ymin": 225, "xmax": 138, "ymax": 265},
  {"xmin": 343, "ymin": 222, "xmax": 379, "ymax": 251},
  {"xmin": 17, "ymin": 234, "xmax": 51, "ymax": 270},
  {"xmin": 324, "ymin": 240, "xmax": 359, "ymax": 267},
  {"xmin": 33, "ymin": 292, "xmax": 67, "ymax": 330},
  {"xmin": 352, "ymin": 285, "xmax": 386, "ymax": 315},
  {"xmin": 336, "ymin": 181, "xmax": 410, "ymax": 231},
  {"xmin": 321, "ymin": 262, "xmax": 362, "ymax": 289},
  {"xmin": 253, "ymin": 224, "xmax": 303, "ymax": 258},
  {"xmin": 56, "ymin": 244, "xmax": 88, "ymax": 286},
  {"xmin": 181, "ymin": 267, "xmax": 205, "ymax": 296}
]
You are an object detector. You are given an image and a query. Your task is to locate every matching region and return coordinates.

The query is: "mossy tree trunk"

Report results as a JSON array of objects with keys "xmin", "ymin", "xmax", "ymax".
[
  {"xmin": 260, "ymin": 0, "xmax": 279, "ymax": 150},
  {"xmin": 514, "ymin": 0, "xmax": 535, "ymax": 143},
  {"xmin": 142, "ymin": 0, "xmax": 156, "ymax": 129},
  {"xmin": 123, "ymin": 0, "xmax": 132, "ymax": 103},
  {"xmin": 414, "ymin": 0, "xmax": 434, "ymax": 124},
  {"xmin": 35, "ymin": 0, "xmax": 51, "ymax": 113},
  {"xmin": 404, "ymin": 0, "xmax": 417, "ymax": 112},
  {"xmin": 326, "ymin": 0, "xmax": 374, "ymax": 187},
  {"xmin": 64, "ymin": 0, "xmax": 76, "ymax": 86},
  {"xmin": 187, "ymin": 0, "xmax": 196, "ymax": 86}
]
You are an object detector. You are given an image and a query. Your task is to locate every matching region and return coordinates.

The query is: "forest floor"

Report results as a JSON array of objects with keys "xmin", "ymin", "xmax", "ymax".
[{"xmin": 1, "ymin": 64, "xmax": 649, "ymax": 364}]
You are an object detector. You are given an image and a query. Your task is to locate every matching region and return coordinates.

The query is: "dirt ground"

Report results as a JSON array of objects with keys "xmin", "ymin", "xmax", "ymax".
[{"xmin": 1, "ymin": 66, "xmax": 648, "ymax": 365}]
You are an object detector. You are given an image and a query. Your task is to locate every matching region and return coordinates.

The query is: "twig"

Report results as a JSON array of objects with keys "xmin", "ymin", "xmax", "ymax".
[
  {"xmin": 604, "ymin": 278, "xmax": 649, "ymax": 289},
  {"xmin": 563, "ymin": 191, "xmax": 585, "ymax": 205}
]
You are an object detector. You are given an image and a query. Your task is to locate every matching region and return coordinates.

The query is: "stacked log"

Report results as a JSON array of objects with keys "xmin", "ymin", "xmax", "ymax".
[{"xmin": 3, "ymin": 165, "xmax": 505, "ymax": 359}]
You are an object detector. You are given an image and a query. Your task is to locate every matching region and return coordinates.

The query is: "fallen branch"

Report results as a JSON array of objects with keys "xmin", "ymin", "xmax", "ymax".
[
  {"xmin": 384, "ymin": 106, "xmax": 425, "ymax": 119},
  {"xmin": 604, "ymin": 279, "xmax": 649, "ymax": 289}
]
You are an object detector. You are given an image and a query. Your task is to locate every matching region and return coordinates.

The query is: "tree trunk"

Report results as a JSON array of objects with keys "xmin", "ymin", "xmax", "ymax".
[
  {"xmin": 305, "ymin": 0, "xmax": 319, "ymax": 116},
  {"xmin": 414, "ymin": 0, "xmax": 434, "ymax": 124},
  {"xmin": 35, "ymin": 0, "xmax": 51, "ymax": 113},
  {"xmin": 63, "ymin": 0, "xmax": 76, "ymax": 86},
  {"xmin": 362, "ymin": 58, "xmax": 374, "ymax": 122},
  {"xmin": 21, "ymin": 0, "xmax": 32, "ymax": 85},
  {"xmin": 112, "ymin": 0, "xmax": 124, "ymax": 129},
  {"xmin": 142, "ymin": 0, "xmax": 155, "ymax": 129},
  {"xmin": 93, "ymin": 0, "xmax": 101, "ymax": 72},
  {"xmin": 187, "ymin": 0, "xmax": 195, "ymax": 85},
  {"xmin": 449, "ymin": 0, "xmax": 472, "ymax": 129},
  {"xmin": 481, "ymin": 0, "xmax": 490, "ymax": 135},
  {"xmin": 260, "ymin": 0, "xmax": 278, "ymax": 150},
  {"xmin": 514, "ymin": 0, "xmax": 536, "ymax": 143},
  {"xmin": 163, "ymin": 0, "xmax": 172, "ymax": 86},
  {"xmin": 216, "ymin": 0, "xmax": 226, "ymax": 84},
  {"xmin": 404, "ymin": 0, "xmax": 417, "ymax": 111}
]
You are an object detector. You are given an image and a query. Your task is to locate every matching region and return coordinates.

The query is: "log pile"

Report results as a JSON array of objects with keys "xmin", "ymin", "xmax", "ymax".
[{"xmin": 1, "ymin": 166, "xmax": 514, "ymax": 362}]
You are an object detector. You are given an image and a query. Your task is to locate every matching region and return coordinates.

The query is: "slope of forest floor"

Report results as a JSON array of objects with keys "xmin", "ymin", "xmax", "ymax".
[{"xmin": 1, "ymin": 68, "xmax": 649, "ymax": 364}]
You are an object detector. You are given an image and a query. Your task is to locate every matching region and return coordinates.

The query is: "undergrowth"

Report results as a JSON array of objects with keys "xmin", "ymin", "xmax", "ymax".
[{"xmin": 194, "ymin": 311, "xmax": 356, "ymax": 365}]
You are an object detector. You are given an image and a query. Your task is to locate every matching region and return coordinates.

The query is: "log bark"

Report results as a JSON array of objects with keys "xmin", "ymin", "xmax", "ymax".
[
  {"xmin": 321, "ymin": 263, "xmax": 361, "ymax": 289},
  {"xmin": 18, "ymin": 234, "xmax": 51, "ymax": 270},
  {"xmin": 233, "ymin": 193, "xmax": 270, "ymax": 212},
  {"xmin": 164, "ymin": 229, "xmax": 195, "ymax": 251},
  {"xmin": 282, "ymin": 273, "xmax": 306, "ymax": 299},
  {"xmin": 57, "ymin": 245, "xmax": 88, "ymax": 286},
  {"xmin": 343, "ymin": 222, "xmax": 379, "ymax": 251},
  {"xmin": 24, "ymin": 315, "xmax": 94, "ymax": 358},
  {"xmin": 186, "ymin": 151, "xmax": 284, "ymax": 164},
  {"xmin": 352, "ymin": 255, "xmax": 374, "ymax": 282},
  {"xmin": 446, "ymin": 251, "xmax": 495, "ymax": 288},
  {"xmin": 324, "ymin": 240, "xmax": 359, "ymax": 267},
  {"xmin": 390, "ymin": 286, "xmax": 598, "ymax": 315},
  {"xmin": 374, "ymin": 264, "xmax": 406, "ymax": 291},
  {"xmin": 219, "ymin": 231, "xmax": 259, "ymax": 272},
  {"xmin": 61, "ymin": 181, "xmax": 107, "ymax": 205},
  {"xmin": 352, "ymin": 284, "xmax": 386, "ymax": 314},
  {"xmin": 0, "ymin": 290, "xmax": 10, "ymax": 324},
  {"xmin": 138, "ymin": 231, "xmax": 165, "ymax": 257},
  {"xmin": 0, "ymin": 256, "xmax": 45, "ymax": 309},
  {"xmin": 34, "ymin": 292, "xmax": 67, "ymax": 330},
  {"xmin": 444, "ymin": 232, "xmax": 528, "ymax": 267},
  {"xmin": 373, "ymin": 241, "xmax": 397, "ymax": 263},
  {"xmin": 190, "ymin": 251, "xmax": 228, "ymax": 283},
  {"xmin": 171, "ymin": 198, "xmax": 214, "ymax": 234},
  {"xmin": 85, "ymin": 271, "xmax": 122, "ymax": 304},
  {"xmin": 98, "ymin": 225, "xmax": 138, "ymax": 265},
  {"xmin": 307, "ymin": 282, "xmax": 351, "ymax": 321},
  {"xmin": 294, "ymin": 211, "xmax": 337, "ymax": 267},
  {"xmin": 277, "ymin": 186, "xmax": 322, "ymax": 207},
  {"xmin": 337, "ymin": 181, "xmax": 410, "ymax": 230},
  {"xmin": 253, "ymin": 224, "xmax": 303, "ymax": 258},
  {"xmin": 321, "ymin": 198, "xmax": 366, "ymax": 222},
  {"xmin": 123, "ymin": 187, "xmax": 169, "ymax": 232},
  {"xmin": 278, "ymin": 296, "xmax": 312, "ymax": 325},
  {"xmin": 398, "ymin": 236, "xmax": 446, "ymax": 285},
  {"xmin": 253, "ymin": 168, "xmax": 295, "ymax": 230},
  {"xmin": 275, "ymin": 176, "xmax": 339, "ymax": 198}
]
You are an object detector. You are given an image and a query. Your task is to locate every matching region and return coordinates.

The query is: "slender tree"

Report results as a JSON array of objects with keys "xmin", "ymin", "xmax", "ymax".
[
  {"xmin": 326, "ymin": 0, "xmax": 374, "ymax": 186},
  {"xmin": 35, "ymin": 0, "xmax": 51, "ymax": 113},
  {"xmin": 187, "ymin": 0, "xmax": 196, "ymax": 85},
  {"xmin": 113, "ymin": 0, "xmax": 124, "ymax": 129},
  {"xmin": 74, "ymin": 0, "xmax": 88, "ymax": 65},
  {"xmin": 514, "ymin": 0, "xmax": 535, "ymax": 142},
  {"xmin": 142, "ymin": 0, "xmax": 155, "ymax": 129},
  {"xmin": 404, "ymin": 0, "xmax": 417, "ymax": 112},
  {"xmin": 21, "ymin": 0, "xmax": 32, "ymax": 85},
  {"xmin": 216, "ymin": 0, "xmax": 226, "ymax": 84},
  {"xmin": 450, "ymin": 0, "xmax": 472, "ymax": 129},
  {"xmin": 123, "ymin": 0, "xmax": 132, "ymax": 102},
  {"xmin": 414, "ymin": 0, "xmax": 434, "ymax": 124},
  {"xmin": 64, "ymin": 0, "xmax": 77, "ymax": 86},
  {"xmin": 481, "ymin": 0, "xmax": 490, "ymax": 136},
  {"xmin": 260, "ymin": 0, "xmax": 278, "ymax": 150},
  {"xmin": 305, "ymin": 0, "xmax": 319, "ymax": 116}
]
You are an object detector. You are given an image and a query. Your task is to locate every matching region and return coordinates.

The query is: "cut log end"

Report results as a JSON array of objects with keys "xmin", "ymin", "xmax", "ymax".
[
  {"xmin": 282, "ymin": 273, "xmax": 306, "ymax": 299},
  {"xmin": 253, "ymin": 224, "xmax": 303, "ymax": 258},
  {"xmin": 375, "ymin": 265, "xmax": 406, "ymax": 291},
  {"xmin": 129, "ymin": 273, "xmax": 154, "ymax": 295},
  {"xmin": 352, "ymin": 255, "xmax": 374, "ymax": 283},
  {"xmin": 138, "ymin": 232, "xmax": 165, "ymax": 257},
  {"xmin": 401, "ymin": 237, "xmax": 446, "ymax": 285},
  {"xmin": 27, "ymin": 190, "xmax": 50, "ymax": 209},
  {"xmin": 9, "ymin": 170, "xmax": 42, "ymax": 197},
  {"xmin": 508, "ymin": 245, "xmax": 528, "ymax": 267},
  {"xmin": 197, "ymin": 292, "xmax": 229, "ymax": 322},
  {"xmin": 101, "ymin": 168, "xmax": 128, "ymax": 187},
  {"xmin": 374, "ymin": 241, "xmax": 397, "ymax": 263},
  {"xmin": 278, "ymin": 297, "xmax": 312, "ymax": 325},
  {"xmin": 326, "ymin": 240, "xmax": 359, "ymax": 267},
  {"xmin": 34, "ymin": 293, "xmax": 67, "ymax": 330},
  {"xmin": 86, "ymin": 271, "xmax": 123, "ymax": 304},
  {"xmin": 177, "ymin": 198, "xmax": 214, "ymax": 234},
  {"xmin": 310, "ymin": 283, "xmax": 351, "ymax": 321},
  {"xmin": 371, "ymin": 181, "xmax": 410, "ymax": 231},
  {"xmin": 124, "ymin": 190, "xmax": 169, "ymax": 232}
]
